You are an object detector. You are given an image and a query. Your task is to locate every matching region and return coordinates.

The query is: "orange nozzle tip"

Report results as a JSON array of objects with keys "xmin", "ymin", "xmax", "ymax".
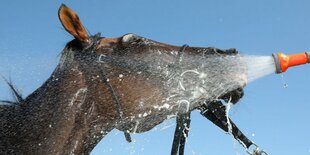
[
  {"xmin": 273, "ymin": 52, "xmax": 310, "ymax": 74},
  {"xmin": 273, "ymin": 52, "xmax": 286, "ymax": 73}
]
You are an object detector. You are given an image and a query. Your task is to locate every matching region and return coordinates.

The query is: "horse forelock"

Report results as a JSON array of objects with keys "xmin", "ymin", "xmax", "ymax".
[{"xmin": 59, "ymin": 34, "xmax": 102, "ymax": 69}]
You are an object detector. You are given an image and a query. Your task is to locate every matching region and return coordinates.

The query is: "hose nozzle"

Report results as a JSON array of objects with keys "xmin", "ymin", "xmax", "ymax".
[{"xmin": 272, "ymin": 52, "xmax": 310, "ymax": 73}]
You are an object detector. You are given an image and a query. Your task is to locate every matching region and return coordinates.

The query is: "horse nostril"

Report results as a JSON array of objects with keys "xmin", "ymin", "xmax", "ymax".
[{"xmin": 231, "ymin": 88, "xmax": 244, "ymax": 103}]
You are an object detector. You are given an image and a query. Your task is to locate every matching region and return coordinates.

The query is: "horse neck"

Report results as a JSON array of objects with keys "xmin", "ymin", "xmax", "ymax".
[{"xmin": 5, "ymin": 64, "xmax": 117, "ymax": 154}]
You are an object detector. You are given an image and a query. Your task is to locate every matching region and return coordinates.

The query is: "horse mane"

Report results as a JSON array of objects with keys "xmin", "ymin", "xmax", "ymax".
[
  {"xmin": 0, "ymin": 40, "xmax": 83, "ymax": 107},
  {"xmin": 0, "ymin": 78, "xmax": 24, "ymax": 105}
]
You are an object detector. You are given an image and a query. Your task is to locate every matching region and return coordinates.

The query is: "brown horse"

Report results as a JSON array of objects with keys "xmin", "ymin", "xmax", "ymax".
[{"xmin": 0, "ymin": 4, "xmax": 248, "ymax": 155}]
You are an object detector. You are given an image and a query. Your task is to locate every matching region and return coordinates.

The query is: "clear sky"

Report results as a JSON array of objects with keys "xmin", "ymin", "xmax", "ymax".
[{"xmin": 1, "ymin": 0, "xmax": 310, "ymax": 155}]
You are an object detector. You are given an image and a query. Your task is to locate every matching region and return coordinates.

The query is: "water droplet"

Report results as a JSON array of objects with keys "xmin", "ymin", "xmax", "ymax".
[{"xmin": 281, "ymin": 75, "xmax": 288, "ymax": 88}]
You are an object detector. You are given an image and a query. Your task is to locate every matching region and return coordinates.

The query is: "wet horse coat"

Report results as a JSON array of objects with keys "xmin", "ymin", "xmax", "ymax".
[{"xmin": 0, "ymin": 4, "xmax": 249, "ymax": 155}]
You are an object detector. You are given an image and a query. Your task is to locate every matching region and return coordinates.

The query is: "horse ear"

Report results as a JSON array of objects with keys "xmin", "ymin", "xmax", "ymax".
[{"xmin": 58, "ymin": 4, "xmax": 89, "ymax": 42}]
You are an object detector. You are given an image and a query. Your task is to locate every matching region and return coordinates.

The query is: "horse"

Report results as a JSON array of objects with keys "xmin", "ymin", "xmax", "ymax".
[{"xmin": 0, "ymin": 4, "xmax": 252, "ymax": 155}]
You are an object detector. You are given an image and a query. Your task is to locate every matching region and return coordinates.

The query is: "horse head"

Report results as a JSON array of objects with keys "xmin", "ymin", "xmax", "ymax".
[{"xmin": 58, "ymin": 4, "xmax": 247, "ymax": 133}]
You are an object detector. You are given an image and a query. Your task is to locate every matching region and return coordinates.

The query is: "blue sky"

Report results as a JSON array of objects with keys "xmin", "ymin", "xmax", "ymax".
[{"xmin": 1, "ymin": 0, "xmax": 310, "ymax": 154}]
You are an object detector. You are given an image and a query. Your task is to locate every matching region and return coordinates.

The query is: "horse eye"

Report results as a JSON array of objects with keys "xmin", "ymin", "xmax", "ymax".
[{"xmin": 122, "ymin": 33, "xmax": 139, "ymax": 43}]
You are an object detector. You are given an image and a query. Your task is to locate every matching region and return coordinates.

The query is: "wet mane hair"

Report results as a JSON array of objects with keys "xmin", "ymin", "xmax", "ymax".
[{"xmin": 0, "ymin": 79, "xmax": 24, "ymax": 105}]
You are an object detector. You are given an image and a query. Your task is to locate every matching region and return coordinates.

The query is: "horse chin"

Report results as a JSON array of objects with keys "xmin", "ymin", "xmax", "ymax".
[{"xmin": 116, "ymin": 113, "xmax": 170, "ymax": 133}]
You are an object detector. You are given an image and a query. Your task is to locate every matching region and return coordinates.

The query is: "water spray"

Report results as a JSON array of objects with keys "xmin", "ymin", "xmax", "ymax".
[{"xmin": 272, "ymin": 52, "xmax": 310, "ymax": 73}]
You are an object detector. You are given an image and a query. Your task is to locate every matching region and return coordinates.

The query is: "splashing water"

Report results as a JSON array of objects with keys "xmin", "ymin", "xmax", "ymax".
[
  {"xmin": 161, "ymin": 54, "xmax": 276, "ymax": 111},
  {"xmin": 99, "ymin": 52, "xmax": 276, "ymax": 113},
  {"xmin": 224, "ymin": 99, "xmax": 243, "ymax": 155},
  {"xmin": 224, "ymin": 100, "xmax": 233, "ymax": 134}
]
